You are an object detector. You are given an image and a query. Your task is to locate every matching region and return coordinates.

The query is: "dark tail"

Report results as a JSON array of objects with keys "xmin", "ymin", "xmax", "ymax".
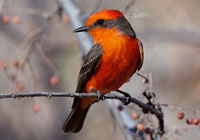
[{"xmin": 62, "ymin": 99, "xmax": 90, "ymax": 133}]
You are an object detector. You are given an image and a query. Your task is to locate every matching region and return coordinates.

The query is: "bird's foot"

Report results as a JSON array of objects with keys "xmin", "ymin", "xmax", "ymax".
[
  {"xmin": 90, "ymin": 88, "xmax": 105, "ymax": 103},
  {"xmin": 116, "ymin": 90, "xmax": 131, "ymax": 105}
]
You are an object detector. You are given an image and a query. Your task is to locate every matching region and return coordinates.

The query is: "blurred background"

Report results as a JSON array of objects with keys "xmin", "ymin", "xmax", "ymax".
[{"xmin": 0, "ymin": 0, "xmax": 200, "ymax": 139}]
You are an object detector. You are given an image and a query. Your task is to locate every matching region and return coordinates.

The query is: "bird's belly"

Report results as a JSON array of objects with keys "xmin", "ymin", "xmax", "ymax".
[
  {"xmin": 95, "ymin": 53, "xmax": 137, "ymax": 93},
  {"xmin": 81, "ymin": 38, "xmax": 139, "ymax": 109},
  {"xmin": 85, "ymin": 42, "xmax": 139, "ymax": 93}
]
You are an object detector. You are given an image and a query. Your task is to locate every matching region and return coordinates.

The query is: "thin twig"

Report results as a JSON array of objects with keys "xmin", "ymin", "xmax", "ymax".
[
  {"xmin": 36, "ymin": 42, "xmax": 59, "ymax": 75},
  {"xmin": 19, "ymin": 6, "xmax": 60, "ymax": 67},
  {"xmin": 0, "ymin": 8, "xmax": 47, "ymax": 17},
  {"xmin": 27, "ymin": 61, "xmax": 36, "ymax": 91},
  {"xmin": 136, "ymin": 72, "xmax": 150, "ymax": 83}
]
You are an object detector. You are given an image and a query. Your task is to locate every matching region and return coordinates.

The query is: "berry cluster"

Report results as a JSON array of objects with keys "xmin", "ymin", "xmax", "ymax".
[
  {"xmin": 177, "ymin": 112, "xmax": 199, "ymax": 125},
  {"xmin": 1, "ymin": 15, "xmax": 21, "ymax": 24},
  {"xmin": 0, "ymin": 59, "xmax": 24, "ymax": 93}
]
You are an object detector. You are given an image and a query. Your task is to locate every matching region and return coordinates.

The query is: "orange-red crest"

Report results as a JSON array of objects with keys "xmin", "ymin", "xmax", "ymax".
[{"xmin": 85, "ymin": 9, "xmax": 123, "ymax": 27}]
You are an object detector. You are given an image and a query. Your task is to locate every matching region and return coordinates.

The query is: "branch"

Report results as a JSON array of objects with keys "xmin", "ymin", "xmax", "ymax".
[
  {"xmin": 57, "ymin": 0, "xmax": 93, "ymax": 55},
  {"xmin": 0, "ymin": 91, "xmax": 164, "ymax": 134},
  {"xmin": 0, "ymin": 91, "xmax": 141, "ymax": 101}
]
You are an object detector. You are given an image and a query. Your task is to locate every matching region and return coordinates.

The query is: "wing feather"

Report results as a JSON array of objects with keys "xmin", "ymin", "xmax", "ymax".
[
  {"xmin": 136, "ymin": 40, "xmax": 144, "ymax": 71},
  {"xmin": 72, "ymin": 44, "xmax": 103, "ymax": 108}
]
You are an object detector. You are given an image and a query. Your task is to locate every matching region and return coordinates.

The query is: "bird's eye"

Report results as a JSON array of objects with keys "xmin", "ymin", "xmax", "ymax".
[{"xmin": 97, "ymin": 19, "xmax": 104, "ymax": 25}]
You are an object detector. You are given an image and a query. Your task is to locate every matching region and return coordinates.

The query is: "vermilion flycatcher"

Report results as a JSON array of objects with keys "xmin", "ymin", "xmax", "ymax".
[{"xmin": 62, "ymin": 9, "xmax": 144, "ymax": 133}]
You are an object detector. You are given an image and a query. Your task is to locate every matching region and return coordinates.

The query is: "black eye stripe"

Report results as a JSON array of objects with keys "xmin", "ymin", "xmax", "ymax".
[
  {"xmin": 91, "ymin": 17, "xmax": 136, "ymax": 37},
  {"xmin": 97, "ymin": 19, "xmax": 104, "ymax": 25}
]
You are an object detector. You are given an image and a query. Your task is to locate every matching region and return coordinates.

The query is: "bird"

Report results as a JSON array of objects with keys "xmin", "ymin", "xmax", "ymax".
[{"xmin": 62, "ymin": 9, "xmax": 144, "ymax": 133}]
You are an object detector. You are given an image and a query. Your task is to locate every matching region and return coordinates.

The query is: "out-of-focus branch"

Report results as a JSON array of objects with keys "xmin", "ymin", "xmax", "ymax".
[
  {"xmin": 19, "ymin": 7, "xmax": 61, "ymax": 67},
  {"xmin": 58, "ymin": 0, "xmax": 93, "ymax": 55},
  {"xmin": 36, "ymin": 42, "xmax": 59, "ymax": 75},
  {"xmin": 0, "ymin": 6, "xmax": 62, "ymax": 95},
  {"xmin": 0, "ymin": 8, "xmax": 47, "ymax": 17},
  {"xmin": 0, "ymin": 0, "xmax": 4, "ymax": 12}
]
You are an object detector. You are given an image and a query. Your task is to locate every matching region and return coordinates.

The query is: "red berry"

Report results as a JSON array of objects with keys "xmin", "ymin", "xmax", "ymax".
[
  {"xmin": 0, "ymin": 61, "xmax": 7, "ymax": 69},
  {"xmin": 144, "ymin": 127, "xmax": 153, "ymax": 134},
  {"xmin": 142, "ymin": 108, "xmax": 149, "ymax": 114},
  {"xmin": 177, "ymin": 112, "xmax": 184, "ymax": 120},
  {"xmin": 192, "ymin": 118, "xmax": 199, "ymax": 125},
  {"xmin": 33, "ymin": 104, "xmax": 40, "ymax": 113},
  {"xmin": 12, "ymin": 16, "xmax": 21, "ymax": 24},
  {"xmin": 12, "ymin": 59, "xmax": 20, "ymax": 67},
  {"xmin": 16, "ymin": 82, "xmax": 24, "ymax": 91},
  {"xmin": 50, "ymin": 75, "xmax": 59, "ymax": 86},
  {"xmin": 137, "ymin": 123, "xmax": 144, "ymax": 131},
  {"xmin": 186, "ymin": 118, "xmax": 193, "ymax": 125},
  {"xmin": 2, "ymin": 15, "xmax": 10, "ymax": 24},
  {"xmin": 118, "ymin": 105, "xmax": 123, "ymax": 111},
  {"xmin": 62, "ymin": 15, "xmax": 69, "ymax": 23},
  {"xmin": 132, "ymin": 112, "xmax": 139, "ymax": 120}
]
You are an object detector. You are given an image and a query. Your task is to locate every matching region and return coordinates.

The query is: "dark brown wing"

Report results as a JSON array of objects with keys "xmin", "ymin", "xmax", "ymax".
[
  {"xmin": 129, "ymin": 40, "xmax": 144, "ymax": 79},
  {"xmin": 136, "ymin": 40, "xmax": 144, "ymax": 71},
  {"xmin": 72, "ymin": 44, "xmax": 103, "ymax": 108}
]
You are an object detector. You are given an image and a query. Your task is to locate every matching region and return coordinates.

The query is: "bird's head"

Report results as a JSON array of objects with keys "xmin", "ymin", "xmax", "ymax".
[{"xmin": 74, "ymin": 9, "xmax": 136, "ymax": 42}]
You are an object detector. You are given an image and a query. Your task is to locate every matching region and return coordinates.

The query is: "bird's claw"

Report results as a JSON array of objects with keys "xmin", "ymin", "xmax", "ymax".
[
  {"xmin": 116, "ymin": 90, "xmax": 131, "ymax": 105},
  {"xmin": 123, "ymin": 95, "xmax": 131, "ymax": 105},
  {"xmin": 90, "ymin": 88, "xmax": 105, "ymax": 103},
  {"xmin": 97, "ymin": 91, "xmax": 105, "ymax": 102}
]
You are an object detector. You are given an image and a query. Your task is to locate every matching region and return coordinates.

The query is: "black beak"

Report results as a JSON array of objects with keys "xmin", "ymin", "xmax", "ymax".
[{"xmin": 74, "ymin": 26, "xmax": 91, "ymax": 32}]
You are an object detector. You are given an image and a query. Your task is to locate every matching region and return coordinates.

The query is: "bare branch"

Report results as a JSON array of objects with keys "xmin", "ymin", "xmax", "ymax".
[
  {"xmin": 0, "ymin": 8, "xmax": 47, "ymax": 17},
  {"xmin": 58, "ymin": 0, "xmax": 93, "ymax": 55},
  {"xmin": 36, "ymin": 42, "xmax": 59, "ymax": 75},
  {"xmin": 0, "ymin": 91, "xmax": 164, "ymax": 135}
]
